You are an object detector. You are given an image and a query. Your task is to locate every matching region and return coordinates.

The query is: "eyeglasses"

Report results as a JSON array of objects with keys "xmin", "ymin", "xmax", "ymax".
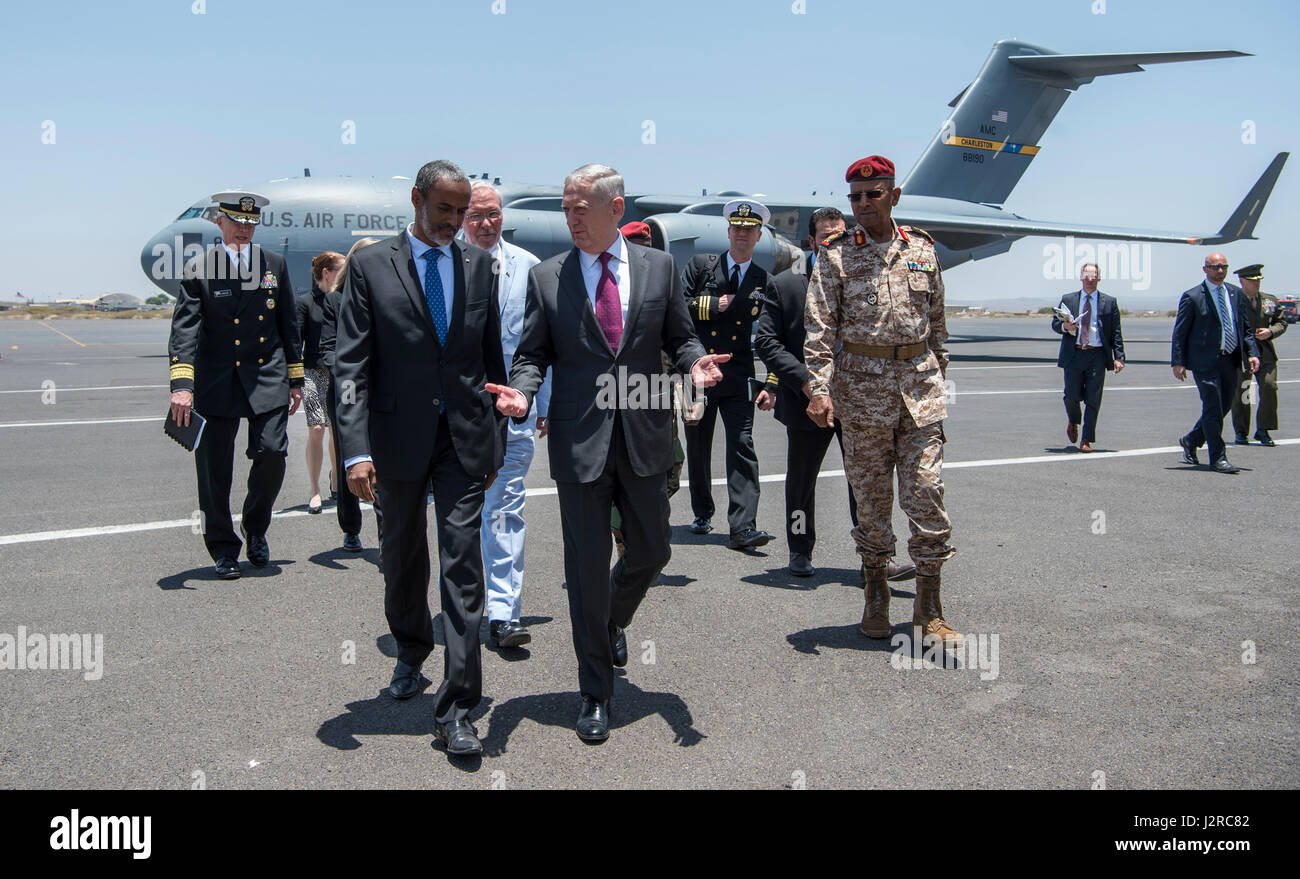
[
  {"xmin": 1205, "ymin": 264, "xmax": 1228, "ymax": 270},
  {"xmin": 466, "ymin": 210, "xmax": 502, "ymax": 223},
  {"xmin": 848, "ymin": 190, "xmax": 892, "ymax": 203}
]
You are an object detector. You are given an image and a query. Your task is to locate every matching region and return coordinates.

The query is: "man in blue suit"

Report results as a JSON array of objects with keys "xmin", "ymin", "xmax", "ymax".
[
  {"xmin": 461, "ymin": 181, "xmax": 549, "ymax": 651},
  {"xmin": 1171, "ymin": 253, "xmax": 1260, "ymax": 474},
  {"xmin": 1051, "ymin": 263, "xmax": 1125, "ymax": 452}
]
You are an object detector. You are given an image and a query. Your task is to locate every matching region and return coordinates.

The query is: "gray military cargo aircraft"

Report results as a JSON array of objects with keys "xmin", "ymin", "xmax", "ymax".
[{"xmin": 141, "ymin": 39, "xmax": 1287, "ymax": 296}]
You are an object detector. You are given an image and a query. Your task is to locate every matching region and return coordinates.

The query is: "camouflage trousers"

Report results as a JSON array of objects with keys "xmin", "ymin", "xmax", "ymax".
[{"xmin": 837, "ymin": 407, "xmax": 954, "ymax": 577}]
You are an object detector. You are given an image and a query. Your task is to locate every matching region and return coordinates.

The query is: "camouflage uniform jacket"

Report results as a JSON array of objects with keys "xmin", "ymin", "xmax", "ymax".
[{"xmin": 803, "ymin": 221, "xmax": 949, "ymax": 428}]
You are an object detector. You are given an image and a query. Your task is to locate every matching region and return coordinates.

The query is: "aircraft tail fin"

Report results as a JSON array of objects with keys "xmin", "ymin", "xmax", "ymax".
[
  {"xmin": 1201, "ymin": 151, "xmax": 1289, "ymax": 245},
  {"xmin": 901, "ymin": 41, "xmax": 1250, "ymax": 206}
]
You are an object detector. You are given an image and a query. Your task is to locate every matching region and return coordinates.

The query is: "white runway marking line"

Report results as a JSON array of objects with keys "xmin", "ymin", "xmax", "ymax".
[
  {"xmin": 0, "ymin": 384, "xmax": 167, "ymax": 395},
  {"xmin": 3, "ymin": 441, "xmax": 1295, "ymax": 547},
  {"xmin": 0, "ymin": 416, "xmax": 157, "ymax": 428}
]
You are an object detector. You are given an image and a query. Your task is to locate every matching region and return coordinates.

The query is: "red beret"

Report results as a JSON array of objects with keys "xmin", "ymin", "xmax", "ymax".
[
  {"xmin": 620, "ymin": 221, "xmax": 652, "ymax": 239},
  {"xmin": 845, "ymin": 155, "xmax": 895, "ymax": 183}
]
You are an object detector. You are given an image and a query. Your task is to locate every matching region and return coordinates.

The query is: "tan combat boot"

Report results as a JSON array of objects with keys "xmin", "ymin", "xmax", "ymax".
[
  {"xmin": 859, "ymin": 565, "xmax": 891, "ymax": 638},
  {"xmin": 913, "ymin": 574, "xmax": 963, "ymax": 649}
]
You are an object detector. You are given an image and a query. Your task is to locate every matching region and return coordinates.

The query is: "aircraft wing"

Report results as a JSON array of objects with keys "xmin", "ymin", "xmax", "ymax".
[{"xmin": 903, "ymin": 151, "xmax": 1288, "ymax": 246}]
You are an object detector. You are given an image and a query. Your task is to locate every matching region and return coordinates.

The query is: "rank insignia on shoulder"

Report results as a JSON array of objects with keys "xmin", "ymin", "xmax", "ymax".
[
  {"xmin": 266, "ymin": 297, "xmax": 275, "ymax": 310},
  {"xmin": 261, "ymin": 271, "xmax": 277, "ymax": 289},
  {"xmin": 901, "ymin": 225, "xmax": 934, "ymax": 243},
  {"xmin": 852, "ymin": 228, "xmax": 867, "ymax": 247},
  {"xmin": 907, "ymin": 261, "xmax": 937, "ymax": 273},
  {"xmin": 820, "ymin": 230, "xmax": 847, "ymax": 248}
]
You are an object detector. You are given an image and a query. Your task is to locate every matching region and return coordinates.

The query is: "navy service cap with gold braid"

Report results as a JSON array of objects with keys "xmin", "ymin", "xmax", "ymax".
[
  {"xmin": 211, "ymin": 191, "xmax": 269, "ymax": 225},
  {"xmin": 723, "ymin": 199, "xmax": 770, "ymax": 228},
  {"xmin": 1234, "ymin": 263, "xmax": 1264, "ymax": 280}
]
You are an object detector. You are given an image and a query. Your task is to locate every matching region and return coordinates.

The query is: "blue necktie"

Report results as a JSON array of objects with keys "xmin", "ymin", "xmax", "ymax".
[
  {"xmin": 1212, "ymin": 285, "xmax": 1236, "ymax": 354},
  {"xmin": 421, "ymin": 248, "xmax": 449, "ymax": 346}
]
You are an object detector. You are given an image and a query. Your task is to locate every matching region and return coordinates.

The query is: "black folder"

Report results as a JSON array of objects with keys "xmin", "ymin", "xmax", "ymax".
[{"xmin": 163, "ymin": 407, "xmax": 206, "ymax": 452}]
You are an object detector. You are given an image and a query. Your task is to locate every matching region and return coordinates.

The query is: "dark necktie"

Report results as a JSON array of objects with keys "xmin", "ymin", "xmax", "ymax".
[
  {"xmin": 730, "ymin": 264, "xmax": 740, "ymax": 297},
  {"xmin": 1079, "ymin": 293, "xmax": 1092, "ymax": 345},
  {"xmin": 421, "ymin": 248, "xmax": 448, "ymax": 346},
  {"xmin": 595, "ymin": 252, "xmax": 622, "ymax": 350}
]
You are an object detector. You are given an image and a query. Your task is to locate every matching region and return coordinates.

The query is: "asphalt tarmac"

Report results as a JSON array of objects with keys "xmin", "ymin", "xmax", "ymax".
[{"xmin": 1, "ymin": 316, "xmax": 1296, "ymax": 789}]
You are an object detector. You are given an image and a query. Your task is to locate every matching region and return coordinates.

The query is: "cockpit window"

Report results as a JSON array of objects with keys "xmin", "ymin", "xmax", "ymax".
[{"xmin": 175, "ymin": 205, "xmax": 220, "ymax": 222}]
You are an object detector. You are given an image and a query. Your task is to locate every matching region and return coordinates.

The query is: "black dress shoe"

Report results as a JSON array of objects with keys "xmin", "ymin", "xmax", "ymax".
[
  {"xmin": 1178, "ymin": 436, "xmax": 1199, "ymax": 466},
  {"xmin": 307, "ymin": 501, "xmax": 322, "ymax": 514},
  {"xmin": 886, "ymin": 559, "xmax": 917, "ymax": 581},
  {"xmin": 491, "ymin": 620, "xmax": 532, "ymax": 649},
  {"xmin": 1255, "ymin": 431, "xmax": 1276, "ymax": 447},
  {"xmin": 214, "ymin": 557, "xmax": 240, "ymax": 580},
  {"xmin": 789, "ymin": 552, "xmax": 814, "ymax": 577},
  {"xmin": 342, "ymin": 533, "xmax": 362, "ymax": 552},
  {"xmin": 610, "ymin": 625, "xmax": 628, "ymax": 668},
  {"xmin": 242, "ymin": 527, "xmax": 270, "ymax": 567},
  {"xmin": 388, "ymin": 660, "xmax": 423, "ymax": 700},
  {"xmin": 1211, "ymin": 458, "xmax": 1241, "ymax": 474},
  {"xmin": 690, "ymin": 517, "xmax": 713, "ymax": 535},
  {"xmin": 576, "ymin": 696, "xmax": 610, "ymax": 742},
  {"xmin": 1234, "ymin": 432, "xmax": 1250, "ymax": 446},
  {"xmin": 729, "ymin": 528, "xmax": 774, "ymax": 549},
  {"xmin": 433, "ymin": 719, "xmax": 482, "ymax": 756}
]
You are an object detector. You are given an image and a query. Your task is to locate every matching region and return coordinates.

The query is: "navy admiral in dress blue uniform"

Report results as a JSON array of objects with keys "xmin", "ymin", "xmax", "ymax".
[
  {"xmin": 682, "ymin": 199, "xmax": 776, "ymax": 550},
  {"xmin": 168, "ymin": 191, "xmax": 305, "ymax": 579}
]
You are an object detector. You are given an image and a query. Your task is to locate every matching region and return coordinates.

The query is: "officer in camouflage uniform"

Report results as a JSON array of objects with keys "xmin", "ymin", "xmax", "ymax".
[
  {"xmin": 804, "ymin": 156, "xmax": 960, "ymax": 648},
  {"xmin": 1230, "ymin": 263, "xmax": 1286, "ymax": 447}
]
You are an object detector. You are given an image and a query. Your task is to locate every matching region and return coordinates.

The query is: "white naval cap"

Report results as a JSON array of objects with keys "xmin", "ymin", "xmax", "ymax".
[
  {"xmin": 210, "ymin": 191, "xmax": 269, "ymax": 224},
  {"xmin": 723, "ymin": 198, "xmax": 770, "ymax": 228}
]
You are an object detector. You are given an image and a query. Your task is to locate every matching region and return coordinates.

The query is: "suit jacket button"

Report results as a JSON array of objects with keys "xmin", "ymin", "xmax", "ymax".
[
  {"xmin": 708, "ymin": 348, "xmax": 715, "ymax": 354},
  {"xmin": 731, "ymin": 335, "xmax": 737, "ymax": 340},
  {"xmin": 258, "ymin": 358, "xmax": 264, "ymax": 364},
  {"xmin": 234, "ymin": 318, "xmax": 239, "ymax": 324},
  {"xmin": 259, "ymin": 336, "xmax": 265, "ymax": 343},
  {"xmin": 711, "ymin": 330, "xmax": 717, "ymax": 336},
  {"xmin": 235, "ymin": 360, "xmax": 241, "ymax": 366},
  {"xmin": 235, "ymin": 339, "xmax": 241, "ymax": 345},
  {"xmin": 258, "ymin": 315, "xmax": 264, "ymax": 321},
  {"xmin": 735, "ymin": 320, "xmax": 741, "ymax": 325},
  {"xmin": 432, "ymin": 398, "xmax": 440, "ymax": 408}
]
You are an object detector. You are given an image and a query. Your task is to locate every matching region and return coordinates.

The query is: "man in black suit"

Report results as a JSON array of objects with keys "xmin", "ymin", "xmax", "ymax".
[
  {"xmin": 334, "ymin": 160, "xmax": 507, "ymax": 757},
  {"xmin": 168, "ymin": 191, "xmax": 304, "ymax": 580},
  {"xmin": 1050, "ymin": 263, "xmax": 1126, "ymax": 452},
  {"xmin": 489, "ymin": 163, "xmax": 726, "ymax": 743},
  {"xmin": 1171, "ymin": 253, "xmax": 1260, "ymax": 474},
  {"xmin": 681, "ymin": 199, "xmax": 777, "ymax": 550}
]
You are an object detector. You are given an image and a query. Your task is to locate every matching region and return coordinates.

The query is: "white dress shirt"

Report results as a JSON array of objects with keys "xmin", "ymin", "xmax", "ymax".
[
  {"xmin": 222, "ymin": 242, "xmax": 250, "ymax": 272},
  {"xmin": 724, "ymin": 253, "xmax": 752, "ymax": 288},
  {"xmin": 578, "ymin": 234, "xmax": 631, "ymax": 323}
]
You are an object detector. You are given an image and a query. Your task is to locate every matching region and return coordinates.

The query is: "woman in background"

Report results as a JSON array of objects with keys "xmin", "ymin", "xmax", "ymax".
[{"xmin": 297, "ymin": 251, "xmax": 345, "ymax": 514}]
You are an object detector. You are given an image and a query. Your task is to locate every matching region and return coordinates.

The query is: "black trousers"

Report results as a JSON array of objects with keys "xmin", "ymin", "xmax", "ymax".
[
  {"xmin": 556, "ymin": 416, "xmax": 671, "ymax": 703},
  {"xmin": 684, "ymin": 388, "xmax": 760, "ymax": 532},
  {"xmin": 325, "ymin": 379, "xmax": 362, "ymax": 536},
  {"xmin": 785, "ymin": 424, "xmax": 858, "ymax": 557},
  {"xmin": 1062, "ymin": 348, "xmax": 1106, "ymax": 443},
  {"xmin": 375, "ymin": 414, "xmax": 484, "ymax": 725},
  {"xmin": 1185, "ymin": 353, "xmax": 1239, "ymax": 463},
  {"xmin": 196, "ymin": 406, "xmax": 288, "ymax": 561}
]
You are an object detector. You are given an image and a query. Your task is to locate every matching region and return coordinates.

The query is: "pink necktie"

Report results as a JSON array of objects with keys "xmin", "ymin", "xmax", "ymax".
[{"xmin": 595, "ymin": 252, "xmax": 623, "ymax": 350}]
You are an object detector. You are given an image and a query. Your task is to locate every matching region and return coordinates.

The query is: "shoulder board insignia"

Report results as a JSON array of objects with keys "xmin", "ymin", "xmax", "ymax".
[
  {"xmin": 901, "ymin": 225, "xmax": 934, "ymax": 243},
  {"xmin": 851, "ymin": 228, "xmax": 867, "ymax": 247},
  {"xmin": 820, "ymin": 230, "xmax": 848, "ymax": 248}
]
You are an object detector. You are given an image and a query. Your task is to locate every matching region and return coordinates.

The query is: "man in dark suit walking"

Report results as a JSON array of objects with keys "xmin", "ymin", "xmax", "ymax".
[
  {"xmin": 1050, "ymin": 263, "xmax": 1126, "ymax": 452},
  {"xmin": 489, "ymin": 164, "xmax": 726, "ymax": 743},
  {"xmin": 168, "ymin": 191, "xmax": 304, "ymax": 580},
  {"xmin": 334, "ymin": 160, "xmax": 507, "ymax": 757},
  {"xmin": 1171, "ymin": 253, "xmax": 1260, "ymax": 474}
]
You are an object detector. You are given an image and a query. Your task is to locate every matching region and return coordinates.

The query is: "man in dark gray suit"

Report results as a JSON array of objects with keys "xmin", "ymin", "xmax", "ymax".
[
  {"xmin": 489, "ymin": 164, "xmax": 727, "ymax": 743},
  {"xmin": 334, "ymin": 160, "xmax": 507, "ymax": 757},
  {"xmin": 1051, "ymin": 263, "xmax": 1126, "ymax": 452},
  {"xmin": 1171, "ymin": 252, "xmax": 1260, "ymax": 474}
]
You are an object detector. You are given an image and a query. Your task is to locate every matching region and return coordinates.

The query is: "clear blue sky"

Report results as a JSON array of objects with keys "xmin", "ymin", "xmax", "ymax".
[{"xmin": 4, "ymin": 0, "xmax": 1297, "ymax": 306}]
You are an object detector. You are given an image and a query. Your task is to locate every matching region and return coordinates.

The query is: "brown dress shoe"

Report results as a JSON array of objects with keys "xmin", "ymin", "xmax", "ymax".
[
  {"xmin": 860, "ymin": 565, "xmax": 891, "ymax": 638},
  {"xmin": 913, "ymin": 574, "xmax": 963, "ymax": 649},
  {"xmin": 1067, "ymin": 422, "xmax": 1079, "ymax": 444},
  {"xmin": 1080, "ymin": 441, "xmax": 1092, "ymax": 453}
]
